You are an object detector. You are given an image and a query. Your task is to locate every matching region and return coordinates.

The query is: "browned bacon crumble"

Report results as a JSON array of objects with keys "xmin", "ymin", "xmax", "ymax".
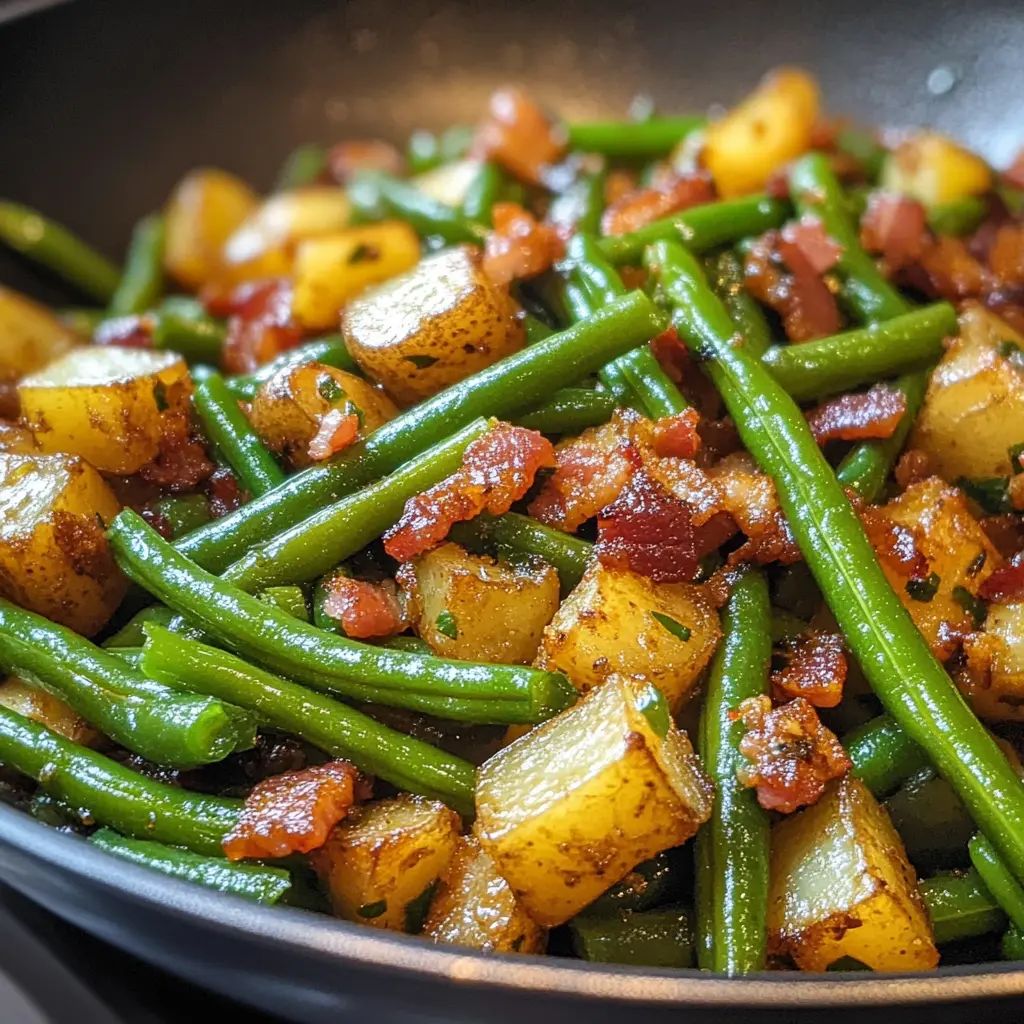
[
  {"xmin": 771, "ymin": 631, "xmax": 848, "ymax": 708},
  {"xmin": 804, "ymin": 384, "xmax": 906, "ymax": 446},
  {"xmin": 321, "ymin": 576, "xmax": 409, "ymax": 640}
]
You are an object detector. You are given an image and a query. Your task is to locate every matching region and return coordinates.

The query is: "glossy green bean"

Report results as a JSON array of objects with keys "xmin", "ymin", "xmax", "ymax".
[
  {"xmin": 548, "ymin": 171, "xmax": 607, "ymax": 237},
  {"xmin": 566, "ymin": 117, "xmax": 705, "ymax": 158},
  {"xmin": 513, "ymin": 387, "xmax": 615, "ymax": 433},
  {"xmin": 103, "ymin": 605, "xmax": 176, "ymax": 649},
  {"xmin": 569, "ymin": 905, "xmax": 695, "ymax": 967},
  {"xmin": 108, "ymin": 213, "xmax": 165, "ymax": 316},
  {"xmin": 1004, "ymin": 923, "xmax": 1024, "ymax": 960},
  {"xmin": 149, "ymin": 494, "xmax": 211, "ymax": 540},
  {"xmin": 617, "ymin": 346, "xmax": 689, "ymax": 418},
  {"xmin": 919, "ymin": 870, "xmax": 1005, "ymax": 945},
  {"xmin": 581, "ymin": 852, "xmax": 685, "ymax": 917},
  {"xmin": 275, "ymin": 144, "xmax": 329, "ymax": 190},
  {"xmin": 257, "ymin": 586, "xmax": 310, "ymax": 622},
  {"xmin": 835, "ymin": 127, "xmax": 886, "ymax": 182},
  {"xmin": 970, "ymin": 833, "xmax": 1024, "ymax": 931},
  {"xmin": 705, "ymin": 249, "xmax": 774, "ymax": 358},
  {"xmin": 927, "ymin": 196, "xmax": 988, "ymax": 237},
  {"xmin": 225, "ymin": 334, "xmax": 357, "ymax": 399},
  {"xmin": 152, "ymin": 297, "xmax": 227, "ymax": 365},
  {"xmin": 461, "ymin": 162, "xmax": 506, "ymax": 226},
  {"xmin": 406, "ymin": 125, "xmax": 474, "ymax": 174},
  {"xmin": 844, "ymin": 713, "xmax": 929, "ymax": 797},
  {"xmin": 886, "ymin": 771, "xmax": 975, "ymax": 872}
]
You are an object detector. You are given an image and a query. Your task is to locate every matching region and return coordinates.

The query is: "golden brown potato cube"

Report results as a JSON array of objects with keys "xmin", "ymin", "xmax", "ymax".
[
  {"xmin": 961, "ymin": 601, "xmax": 1024, "ymax": 721},
  {"xmin": 475, "ymin": 674, "xmax": 713, "ymax": 927},
  {"xmin": 0, "ymin": 286, "xmax": 78, "ymax": 383},
  {"xmin": 406, "ymin": 542, "xmax": 560, "ymax": 664},
  {"xmin": 703, "ymin": 68, "xmax": 819, "ymax": 198},
  {"xmin": 310, "ymin": 794, "xmax": 461, "ymax": 932},
  {"xmin": 342, "ymin": 246, "xmax": 524, "ymax": 405},
  {"xmin": 534, "ymin": 561, "xmax": 720, "ymax": 710},
  {"xmin": 424, "ymin": 836, "xmax": 547, "ymax": 953},
  {"xmin": 871, "ymin": 476, "xmax": 998, "ymax": 660},
  {"xmin": 164, "ymin": 168, "xmax": 259, "ymax": 290},
  {"xmin": 0, "ymin": 422, "xmax": 37, "ymax": 454},
  {"xmin": 19, "ymin": 346, "xmax": 192, "ymax": 474},
  {"xmin": 881, "ymin": 132, "xmax": 992, "ymax": 207},
  {"xmin": 248, "ymin": 361, "xmax": 397, "ymax": 468},
  {"xmin": 0, "ymin": 453, "xmax": 125, "ymax": 636},
  {"xmin": 911, "ymin": 305, "xmax": 1024, "ymax": 482},
  {"xmin": 292, "ymin": 222, "xmax": 422, "ymax": 331},
  {"xmin": 768, "ymin": 776, "xmax": 938, "ymax": 972},
  {"xmin": 0, "ymin": 677, "xmax": 99, "ymax": 745}
]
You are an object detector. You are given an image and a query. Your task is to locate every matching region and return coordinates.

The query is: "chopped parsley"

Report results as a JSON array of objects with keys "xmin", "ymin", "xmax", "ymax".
[
  {"xmin": 905, "ymin": 572, "xmax": 940, "ymax": 603},
  {"xmin": 357, "ymin": 899, "xmax": 388, "ymax": 919},
  {"xmin": 152, "ymin": 380, "xmax": 168, "ymax": 411},
  {"xmin": 1010, "ymin": 442, "xmax": 1024, "ymax": 475},
  {"xmin": 403, "ymin": 880, "xmax": 438, "ymax": 934},
  {"xmin": 955, "ymin": 476, "xmax": 1012, "ymax": 515},
  {"xmin": 967, "ymin": 552, "xmax": 988, "ymax": 578},
  {"xmin": 317, "ymin": 375, "xmax": 344, "ymax": 402},
  {"xmin": 633, "ymin": 683, "xmax": 670, "ymax": 738},
  {"xmin": 651, "ymin": 611, "xmax": 691, "ymax": 642},
  {"xmin": 435, "ymin": 610, "xmax": 459, "ymax": 639},
  {"xmin": 952, "ymin": 585, "xmax": 987, "ymax": 629}
]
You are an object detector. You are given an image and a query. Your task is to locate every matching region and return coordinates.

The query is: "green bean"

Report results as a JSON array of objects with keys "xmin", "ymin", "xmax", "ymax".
[
  {"xmin": 695, "ymin": 569, "xmax": 771, "ymax": 974},
  {"xmin": 141, "ymin": 624, "xmax": 476, "ymax": 815},
  {"xmin": 548, "ymin": 171, "xmax": 607, "ymax": 237},
  {"xmin": 569, "ymin": 906, "xmax": 695, "ymax": 967},
  {"xmin": 149, "ymin": 494, "xmax": 211, "ymax": 540},
  {"xmin": 566, "ymin": 117, "xmax": 705, "ymax": 158},
  {"xmin": 193, "ymin": 372, "xmax": 285, "ymax": 498},
  {"xmin": 152, "ymin": 297, "xmax": 227, "ymax": 365},
  {"xmin": 598, "ymin": 195, "xmax": 789, "ymax": 266},
  {"xmin": 379, "ymin": 635, "xmax": 432, "ymax": 655},
  {"xmin": 997, "ymin": 183, "xmax": 1024, "ymax": 218},
  {"xmin": 275, "ymin": 144, "xmax": 329, "ymax": 190},
  {"xmin": 886, "ymin": 771, "xmax": 975, "ymax": 872},
  {"xmin": 461, "ymin": 162, "xmax": 506, "ymax": 226},
  {"xmin": 919, "ymin": 870, "xmax": 1005, "ymax": 945},
  {"xmin": 110, "ymin": 510, "xmax": 577, "ymax": 726},
  {"xmin": 1004, "ymin": 923, "xmax": 1024, "ymax": 960},
  {"xmin": 89, "ymin": 827, "xmax": 291, "ymax": 904},
  {"xmin": 705, "ymin": 250, "xmax": 774, "ymax": 358},
  {"xmin": 513, "ymin": 387, "xmax": 616, "ymax": 433},
  {"xmin": 223, "ymin": 419, "xmax": 490, "ymax": 592},
  {"xmin": 835, "ymin": 127, "xmax": 886, "ymax": 182},
  {"xmin": 0, "ymin": 201, "xmax": 120, "ymax": 302},
  {"xmin": 103, "ymin": 605, "xmax": 176, "ymax": 649},
  {"xmin": 788, "ymin": 153, "xmax": 912, "ymax": 323},
  {"xmin": 581, "ymin": 852, "xmax": 685, "ymax": 917},
  {"xmin": 617, "ymin": 346, "xmax": 689, "ymax": 418},
  {"xmin": 652, "ymin": 238, "xmax": 1024, "ymax": 883},
  {"xmin": 844, "ymin": 713, "xmax": 928, "ymax": 797},
  {"xmin": 970, "ymin": 833, "xmax": 1024, "ymax": 931},
  {"xmin": 406, "ymin": 126, "xmax": 474, "ymax": 174},
  {"xmin": 0, "ymin": 598, "xmax": 254, "ymax": 768},
  {"xmin": 762, "ymin": 303, "xmax": 956, "ymax": 402},
  {"xmin": 59, "ymin": 307, "xmax": 106, "ymax": 338},
  {"xmin": 522, "ymin": 313, "xmax": 555, "ymax": 346},
  {"xmin": 176, "ymin": 291, "xmax": 666, "ymax": 572},
  {"xmin": 108, "ymin": 213, "xmax": 165, "ymax": 316},
  {"xmin": 257, "ymin": 586, "xmax": 310, "ymax": 622},
  {"xmin": 349, "ymin": 170, "xmax": 486, "ymax": 245},
  {"xmin": 225, "ymin": 334, "xmax": 357, "ymax": 399},
  {"xmin": 928, "ymin": 196, "xmax": 988, "ymax": 237}
]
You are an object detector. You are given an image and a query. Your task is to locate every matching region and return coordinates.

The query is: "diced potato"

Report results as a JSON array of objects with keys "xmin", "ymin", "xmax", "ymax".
[
  {"xmin": 534, "ymin": 561, "xmax": 720, "ymax": 710},
  {"xmin": 221, "ymin": 187, "xmax": 353, "ymax": 285},
  {"xmin": 961, "ymin": 601, "xmax": 1024, "ymax": 721},
  {"xmin": 767, "ymin": 776, "xmax": 938, "ymax": 972},
  {"xmin": 342, "ymin": 246, "xmax": 524, "ymax": 405},
  {"xmin": 911, "ymin": 305, "xmax": 1024, "ymax": 481},
  {"xmin": 0, "ymin": 677, "xmax": 99, "ymax": 745},
  {"xmin": 703, "ymin": 68, "xmax": 819, "ymax": 198},
  {"xmin": 0, "ymin": 422, "xmax": 37, "ymax": 454},
  {"xmin": 0, "ymin": 453, "xmax": 125, "ymax": 635},
  {"xmin": 407, "ymin": 542, "xmax": 560, "ymax": 664},
  {"xmin": 292, "ymin": 222, "xmax": 421, "ymax": 331},
  {"xmin": 424, "ymin": 835, "xmax": 547, "ymax": 953},
  {"xmin": 164, "ymin": 168, "xmax": 259, "ymax": 290},
  {"xmin": 412, "ymin": 159, "xmax": 483, "ymax": 208},
  {"xmin": 0, "ymin": 286, "xmax": 78, "ymax": 383},
  {"xmin": 310, "ymin": 794, "xmax": 461, "ymax": 932},
  {"xmin": 19, "ymin": 346, "xmax": 192, "ymax": 474},
  {"xmin": 881, "ymin": 131, "xmax": 992, "ymax": 207},
  {"xmin": 475, "ymin": 674, "xmax": 713, "ymax": 926},
  {"xmin": 248, "ymin": 361, "xmax": 397, "ymax": 467},
  {"xmin": 871, "ymin": 476, "xmax": 998, "ymax": 660}
]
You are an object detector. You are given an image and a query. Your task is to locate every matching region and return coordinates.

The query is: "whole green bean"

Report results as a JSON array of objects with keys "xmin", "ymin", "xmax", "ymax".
[
  {"xmin": 461, "ymin": 162, "xmax": 506, "ymax": 226},
  {"xmin": 176, "ymin": 291, "xmax": 666, "ymax": 572},
  {"xmin": 141, "ymin": 624, "xmax": 476, "ymax": 815},
  {"xmin": 970, "ymin": 833, "xmax": 1024, "ymax": 931},
  {"xmin": 598, "ymin": 358, "xmax": 645, "ymax": 413},
  {"xmin": 522, "ymin": 313, "xmax": 555, "ymax": 346},
  {"xmin": 652, "ymin": 238, "xmax": 1024, "ymax": 883},
  {"xmin": 512, "ymin": 387, "xmax": 616, "ymax": 433},
  {"xmin": 193, "ymin": 372, "xmax": 285, "ymax": 498},
  {"xmin": 569, "ymin": 906, "xmax": 695, "ymax": 967},
  {"xmin": 566, "ymin": 233, "xmax": 628, "ymax": 307},
  {"xmin": 108, "ymin": 213, "xmax": 165, "ymax": 316},
  {"xmin": 705, "ymin": 250, "xmax": 774, "ymax": 359},
  {"xmin": 224, "ymin": 419, "xmax": 490, "ymax": 592},
  {"xmin": 695, "ymin": 570, "xmax": 771, "ymax": 975},
  {"xmin": 617, "ymin": 346, "xmax": 689, "ymax": 418},
  {"xmin": 149, "ymin": 494, "xmax": 212, "ymax": 540},
  {"xmin": 152, "ymin": 297, "xmax": 227, "ymax": 365},
  {"xmin": 110, "ymin": 510, "xmax": 577, "ymax": 725},
  {"xmin": 0, "ymin": 705, "xmax": 241, "ymax": 854},
  {"xmin": 1004, "ymin": 923, "xmax": 1024, "ymax": 960},
  {"xmin": 0, "ymin": 201, "xmax": 120, "ymax": 302},
  {"xmin": 275, "ymin": 144, "xmax": 329, "ymax": 190},
  {"xmin": 762, "ymin": 303, "xmax": 956, "ymax": 402},
  {"xmin": 919, "ymin": 869, "xmax": 1005, "ymax": 945},
  {"xmin": 89, "ymin": 827, "xmax": 292, "ymax": 904},
  {"xmin": 927, "ymin": 196, "xmax": 988, "ymax": 237},
  {"xmin": 225, "ymin": 334, "xmax": 357, "ymax": 399},
  {"xmin": 566, "ymin": 117, "xmax": 705, "ymax": 158}
]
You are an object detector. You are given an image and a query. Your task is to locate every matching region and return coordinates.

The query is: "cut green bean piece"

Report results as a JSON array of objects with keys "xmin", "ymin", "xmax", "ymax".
[
  {"xmin": 513, "ymin": 387, "xmax": 616, "ymax": 434},
  {"xmin": 258, "ymin": 586, "xmax": 310, "ymax": 622},
  {"xmin": 548, "ymin": 171, "xmax": 606, "ymax": 237},
  {"xmin": 152, "ymin": 297, "xmax": 227, "ymax": 365},
  {"xmin": 103, "ymin": 605, "xmax": 176, "ymax": 649},
  {"xmin": 569, "ymin": 905, "xmax": 695, "ymax": 967},
  {"xmin": 461, "ymin": 162, "xmax": 505, "ymax": 227},
  {"xmin": 150, "ymin": 494, "xmax": 212, "ymax": 540},
  {"xmin": 109, "ymin": 213, "xmax": 165, "ymax": 317},
  {"xmin": 845, "ymin": 713, "xmax": 930, "ymax": 797},
  {"xmin": 919, "ymin": 869, "xmax": 1005, "ymax": 946},
  {"xmin": 705, "ymin": 249, "xmax": 774, "ymax": 358},
  {"xmin": 617, "ymin": 346, "xmax": 689, "ymax": 418},
  {"xmin": 928, "ymin": 196, "xmax": 988, "ymax": 237},
  {"xmin": 1004, "ymin": 923, "xmax": 1024, "ymax": 960},
  {"xmin": 566, "ymin": 117, "xmax": 705, "ymax": 158}
]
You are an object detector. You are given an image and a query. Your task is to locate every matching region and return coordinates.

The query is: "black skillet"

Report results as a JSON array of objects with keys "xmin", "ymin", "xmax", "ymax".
[{"xmin": 2, "ymin": 0, "xmax": 1024, "ymax": 1019}]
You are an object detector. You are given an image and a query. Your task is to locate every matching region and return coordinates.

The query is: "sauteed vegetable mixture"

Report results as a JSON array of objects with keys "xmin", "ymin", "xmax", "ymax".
[{"xmin": 4, "ymin": 67, "xmax": 1024, "ymax": 974}]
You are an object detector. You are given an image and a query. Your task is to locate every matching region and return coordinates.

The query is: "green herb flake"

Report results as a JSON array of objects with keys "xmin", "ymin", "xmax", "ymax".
[
  {"xmin": 403, "ymin": 879, "xmax": 438, "ymax": 934},
  {"xmin": 651, "ymin": 611, "xmax": 691, "ymax": 642},
  {"xmin": 341, "ymin": 398, "xmax": 365, "ymax": 427},
  {"xmin": 952, "ymin": 585, "xmax": 987, "ymax": 629},
  {"xmin": 435, "ymin": 610, "xmax": 459, "ymax": 639},
  {"xmin": 967, "ymin": 551, "xmax": 988, "ymax": 578},
  {"xmin": 152, "ymin": 381, "xmax": 168, "ymax": 412},
  {"xmin": 317, "ymin": 375, "xmax": 344, "ymax": 402},
  {"xmin": 357, "ymin": 899, "xmax": 388, "ymax": 919},
  {"xmin": 1009, "ymin": 442, "xmax": 1024, "ymax": 475},
  {"xmin": 633, "ymin": 682, "xmax": 671, "ymax": 738},
  {"xmin": 999, "ymin": 339, "xmax": 1024, "ymax": 365},
  {"xmin": 405, "ymin": 354, "xmax": 438, "ymax": 369},
  {"xmin": 348, "ymin": 243, "xmax": 380, "ymax": 265},
  {"xmin": 905, "ymin": 571, "xmax": 941, "ymax": 603},
  {"xmin": 955, "ymin": 476, "xmax": 1012, "ymax": 515}
]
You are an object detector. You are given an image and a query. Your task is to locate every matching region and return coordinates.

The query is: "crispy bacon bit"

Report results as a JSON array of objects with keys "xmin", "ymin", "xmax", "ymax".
[
  {"xmin": 980, "ymin": 514, "xmax": 1024, "ymax": 559},
  {"xmin": 595, "ymin": 469, "xmax": 698, "ymax": 583},
  {"xmin": 734, "ymin": 695, "xmax": 851, "ymax": 813},
  {"xmin": 472, "ymin": 87, "xmax": 566, "ymax": 185},
  {"xmin": 603, "ymin": 169, "xmax": 639, "ymax": 206},
  {"xmin": 385, "ymin": 423, "xmax": 555, "ymax": 561},
  {"xmin": 138, "ymin": 383, "xmax": 214, "ymax": 492},
  {"xmin": 328, "ymin": 140, "xmax": 404, "ymax": 185},
  {"xmin": 222, "ymin": 761, "xmax": 362, "ymax": 861},
  {"xmin": 207, "ymin": 466, "xmax": 244, "ymax": 518},
  {"xmin": 322, "ymin": 576, "xmax": 409, "ymax": 639},
  {"xmin": 214, "ymin": 280, "xmax": 305, "ymax": 375},
  {"xmin": 780, "ymin": 216, "xmax": 842, "ymax": 275},
  {"xmin": 895, "ymin": 448, "xmax": 932, "ymax": 491},
  {"xmin": 651, "ymin": 407, "xmax": 702, "ymax": 459},
  {"xmin": 859, "ymin": 192, "xmax": 928, "ymax": 273},
  {"xmin": 990, "ymin": 225, "xmax": 1024, "ymax": 289},
  {"xmin": 772, "ymin": 632, "xmax": 847, "ymax": 708},
  {"xmin": 805, "ymin": 384, "xmax": 906, "ymax": 446},
  {"xmin": 482, "ymin": 202, "xmax": 565, "ymax": 286},
  {"xmin": 600, "ymin": 171, "xmax": 715, "ymax": 237},
  {"xmin": 860, "ymin": 506, "xmax": 930, "ymax": 580},
  {"xmin": 915, "ymin": 236, "xmax": 991, "ymax": 300},
  {"xmin": 650, "ymin": 325, "xmax": 691, "ymax": 385},
  {"xmin": 307, "ymin": 408, "xmax": 360, "ymax": 462},
  {"xmin": 93, "ymin": 315, "xmax": 154, "ymax": 349},
  {"xmin": 979, "ymin": 559, "xmax": 1024, "ymax": 603}
]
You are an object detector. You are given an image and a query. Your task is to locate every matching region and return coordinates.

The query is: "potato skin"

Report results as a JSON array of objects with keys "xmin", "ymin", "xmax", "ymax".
[
  {"xmin": 0, "ymin": 677, "xmax": 99, "ymax": 745},
  {"xmin": 341, "ymin": 246, "xmax": 524, "ymax": 405},
  {"xmin": 0, "ymin": 453, "xmax": 125, "ymax": 636}
]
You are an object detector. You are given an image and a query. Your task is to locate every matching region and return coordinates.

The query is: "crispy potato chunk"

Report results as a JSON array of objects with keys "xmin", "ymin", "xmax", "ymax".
[
  {"xmin": 0, "ymin": 286, "xmax": 78, "ymax": 382},
  {"xmin": 911, "ymin": 305, "xmax": 1024, "ymax": 482},
  {"xmin": 424, "ymin": 836, "xmax": 547, "ymax": 953},
  {"xmin": 342, "ymin": 246, "xmax": 524, "ymax": 405},
  {"xmin": 0, "ymin": 677, "xmax": 99, "ymax": 745},
  {"xmin": 311, "ymin": 794, "xmax": 461, "ymax": 932},
  {"xmin": 881, "ymin": 132, "xmax": 992, "ymax": 207},
  {"xmin": 703, "ymin": 68, "xmax": 819, "ymax": 198},
  {"xmin": 0, "ymin": 453, "xmax": 125, "ymax": 635},
  {"xmin": 767, "ymin": 776, "xmax": 938, "ymax": 972},
  {"xmin": 535, "ymin": 561, "xmax": 720, "ymax": 710},
  {"xmin": 475, "ymin": 675, "xmax": 713, "ymax": 927},
  {"xmin": 962, "ymin": 600, "xmax": 1024, "ymax": 720},
  {"xmin": 292, "ymin": 222, "xmax": 421, "ymax": 331},
  {"xmin": 19, "ymin": 346, "xmax": 192, "ymax": 475}
]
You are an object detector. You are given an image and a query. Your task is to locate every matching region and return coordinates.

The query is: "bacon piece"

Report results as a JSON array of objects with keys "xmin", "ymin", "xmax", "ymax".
[
  {"xmin": 322, "ymin": 576, "xmax": 409, "ymax": 639},
  {"xmin": 990, "ymin": 225, "xmax": 1024, "ymax": 289},
  {"xmin": 93, "ymin": 315, "xmax": 154, "ymax": 349},
  {"xmin": 603, "ymin": 170, "xmax": 638, "ymax": 206},
  {"xmin": 385, "ymin": 423, "xmax": 555, "ymax": 561},
  {"xmin": 222, "ymin": 761, "xmax": 362, "ymax": 860},
  {"xmin": 735, "ymin": 695, "xmax": 851, "ymax": 813},
  {"xmin": 207, "ymin": 466, "xmax": 244, "ymax": 517},
  {"xmin": 213, "ymin": 280, "xmax": 305, "ymax": 376},
  {"xmin": 979, "ymin": 560, "xmax": 1024, "ymax": 603},
  {"xmin": 482, "ymin": 202, "xmax": 564, "ymax": 286},
  {"xmin": 651, "ymin": 407, "xmax": 702, "ymax": 459},
  {"xmin": 650, "ymin": 325, "xmax": 691, "ymax": 385},
  {"xmin": 805, "ymin": 384, "xmax": 906, "ymax": 445},
  {"xmin": 307, "ymin": 408, "xmax": 360, "ymax": 462},
  {"xmin": 860, "ymin": 192, "xmax": 928, "ymax": 272},
  {"xmin": 915, "ymin": 236, "xmax": 991, "ymax": 301},
  {"xmin": 595, "ymin": 469, "xmax": 698, "ymax": 583},
  {"xmin": 328, "ymin": 140, "xmax": 404, "ymax": 185},
  {"xmin": 780, "ymin": 216, "xmax": 842, "ymax": 274},
  {"xmin": 600, "ymin": 172, "xmax": 715, "ymax": 237},
  {"xmin": 771, "ymin": 631, "xmax": 847, "ymax": 708},
  {"xmin": 138, "ymin": 382, "xmax": 214, "ymax": 492},
  {"xmin": 860, "ymin": 506, "xmax": 930, "ymax": 581},
  {"xmin": 472, "ymin": 88, "xmax": 565, "ymax": 186},
  {"xmin": 981, "ymin": 514, "xmax": 1024, "ymax": 560},
  {"xmin": 895, "ymin": 448, "xmax": 932, "ymax": 491}
]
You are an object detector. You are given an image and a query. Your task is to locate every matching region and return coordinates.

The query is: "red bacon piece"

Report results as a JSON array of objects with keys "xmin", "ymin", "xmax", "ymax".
[
  {"xmin": 213, "ymin": 279, "xmax": 304, "ymax": 375},
  {"xmin": 483, "ymin": 202, "xmax": 564, "ymax": 286},
  {"xmin": 93, "ymin": 315, "xmax": 154, "ymax": 349},
  {"xmin": 328, "ymin": 140, "xmax": 404, "ymax": 185},
  {"xmin": 321, "ymin": 576, "xmax": 408, "ymax": 639},
  {"xmin": 472, "ymin": 88, "xmax": 565, "ymax": 186},
  {"xmin": 805, "ymin": 384, "xmax": 906, "ymax": 445},
  {"xmin": 307, "ymin": 409, "xmax": 360, "ymax": 462},
  {"xmin": 979, "ymin": 560, "xmax": 1024, "ymax": 603},
  {"xmin": 651, "ymin": 407, "xmax": 702, "ymax": 460},
  {"xmin": 780, "ymin": 216, "xmax": 842, "ymax": 274},
  {"xmin": 860, "ymin": 192, "xmax": 928, "ymax": 272},
  {"xmin": 771, "ymin": 631, "xmax": 847, "ymax": 709},
  {"xmin": 989, "ymin": 225, "xmax": 1024, "ymax": 289},
  {"xmin": 207, "ymin": 466, "xmax": 244, "ymax": 518},
  {"xmin": 600, "ymin": 172, "xmax": 715, "ymax": 237}
]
